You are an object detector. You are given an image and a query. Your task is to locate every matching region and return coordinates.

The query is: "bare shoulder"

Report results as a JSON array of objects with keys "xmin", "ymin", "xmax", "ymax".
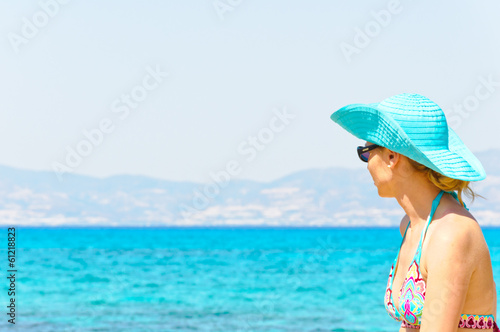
[
  {"xmin": 431, "ymin": 209, "xmax": 483, "ymax": 243},
  {"xmin": 399, "ymin": 214, "xmax": 410, "ymax": 237},
  {"xmin": 426, "ymin": 208, "xmax": 486, "ymax": 266}
]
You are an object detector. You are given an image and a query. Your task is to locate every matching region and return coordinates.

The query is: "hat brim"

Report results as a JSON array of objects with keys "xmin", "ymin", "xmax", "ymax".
[{"xmin": 331, "ymin": 103, "xmax": 486, "ymax": 181}]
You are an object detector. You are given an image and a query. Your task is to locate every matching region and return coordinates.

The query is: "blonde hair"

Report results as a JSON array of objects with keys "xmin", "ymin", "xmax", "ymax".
[{"xmin": 407, "ymin": 158, "xmax": 479, "ymax": 207}]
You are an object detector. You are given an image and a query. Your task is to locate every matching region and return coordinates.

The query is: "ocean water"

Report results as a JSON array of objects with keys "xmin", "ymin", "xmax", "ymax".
[{"xmin": 1, "ymin": 227, "xmax": 499, "ymax": 332}]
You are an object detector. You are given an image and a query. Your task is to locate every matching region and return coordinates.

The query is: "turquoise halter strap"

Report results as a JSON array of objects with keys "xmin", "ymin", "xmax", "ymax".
[
  {"xmin": 396, "ymin": 190, "xmax": 465, "ymax": 270},
  {"xmin": 446, "ymin": 190, "xmax": 469, "ymax": 211},
  {"xmin": 395, "ymin": 190, "xmax": 444, "ymax": 273},
  {"xmin": 413, "ymin": 190, "xmax": 445, "ymax": 262},
  {"xmin": 401, "ymin": 190, "xmax": 466, "ymax": 262}
]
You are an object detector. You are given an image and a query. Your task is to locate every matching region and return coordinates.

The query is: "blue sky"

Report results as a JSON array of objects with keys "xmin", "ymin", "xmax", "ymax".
[{"xmin": 0, "ymin": 0, "xmax": 499, "ymax": 183}]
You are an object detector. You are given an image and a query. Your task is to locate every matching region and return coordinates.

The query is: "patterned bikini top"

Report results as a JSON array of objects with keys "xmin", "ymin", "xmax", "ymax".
[{"xmin": 384, "ymin": 190, "xmax": 499, "ymax": 330}]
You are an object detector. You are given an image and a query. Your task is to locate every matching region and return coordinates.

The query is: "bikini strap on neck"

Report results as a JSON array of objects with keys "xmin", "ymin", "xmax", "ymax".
[
  {"xmin": 446, "ymin": 190, "xmax": 469, "ymax": 211},
  {"xmin": 415, "ymin": 190, "xmax": 445, "ymax": 261},
  {"xmin": 426, "ymin": 190, "xmax": 445, "ymax": 229}
]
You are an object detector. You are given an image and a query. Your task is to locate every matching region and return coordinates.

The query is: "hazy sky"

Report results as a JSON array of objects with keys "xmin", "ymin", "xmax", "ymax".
[{"xmin": 1, "ymin": 0, "xmax": 499, "ymax": 183}]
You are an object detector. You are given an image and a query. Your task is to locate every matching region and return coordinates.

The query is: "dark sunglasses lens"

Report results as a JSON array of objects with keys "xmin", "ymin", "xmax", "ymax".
[{"xmin": 360, "ymin": 151, "xmax": 370, "ymax": 162}]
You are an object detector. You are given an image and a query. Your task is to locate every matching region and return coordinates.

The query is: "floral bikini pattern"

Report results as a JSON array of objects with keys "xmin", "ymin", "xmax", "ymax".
[
  {"xmin": 459, "ymin": 315, "xmax": 498, "ymax": 329},
  {"xmin": 384, "ymin": 264, "xmax": 397, "ymax": 320},
  {"xmin": 384, "ymin": 258, "xmax": 426, "ymax": 327},
  {"xmin": 400, "ymin": 260, "xmax": 426, "ymax": 325}
]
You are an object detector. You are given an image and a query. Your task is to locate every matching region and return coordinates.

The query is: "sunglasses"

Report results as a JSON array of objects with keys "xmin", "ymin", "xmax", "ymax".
[{"xmin": 357, "ymin": 144, "xmax": 379, "ymax": 162}]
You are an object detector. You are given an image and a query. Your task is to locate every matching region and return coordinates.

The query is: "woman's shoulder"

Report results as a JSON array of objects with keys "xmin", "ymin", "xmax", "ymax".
[
  {"xmin": 426, "ymin": 205, "xmax": 487, "ymax": 266},
  {"xmin": 431, "ymin": 202, "xmax": 484, "ymax": 244}
]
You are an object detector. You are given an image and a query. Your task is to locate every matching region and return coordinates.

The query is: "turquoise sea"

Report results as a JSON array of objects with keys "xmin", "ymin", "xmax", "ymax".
[{"xmin": 2, "ymin": 227, "xmax": 500, "ymax": 332}]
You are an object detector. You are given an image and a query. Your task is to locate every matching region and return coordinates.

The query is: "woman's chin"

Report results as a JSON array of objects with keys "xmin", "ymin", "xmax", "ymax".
[{"xmin": 375, "ymin": 187, "xmax": 391, "ymax": 198}]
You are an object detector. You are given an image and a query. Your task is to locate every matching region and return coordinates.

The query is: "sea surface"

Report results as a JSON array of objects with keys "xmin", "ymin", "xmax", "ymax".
[{"xmin": 1, "ymin": 227, "xmax": 499, "ymax": 332}]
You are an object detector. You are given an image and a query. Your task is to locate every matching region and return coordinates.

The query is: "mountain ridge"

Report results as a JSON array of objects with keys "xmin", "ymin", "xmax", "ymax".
[{"xmin": 1, "ymin": 149, "xmax": 499, "ymax": 227}]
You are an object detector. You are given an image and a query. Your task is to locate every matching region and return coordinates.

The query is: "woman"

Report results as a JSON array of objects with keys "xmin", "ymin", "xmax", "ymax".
[{"xmin": 330, "ymin": 93, "xmax": 498, "ymax": 331}]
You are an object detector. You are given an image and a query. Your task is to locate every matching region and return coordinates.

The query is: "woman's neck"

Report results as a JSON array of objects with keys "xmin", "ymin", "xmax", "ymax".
[{"xmin": 393, "ymin": 179, "xmax": 442, "ymax": 228}]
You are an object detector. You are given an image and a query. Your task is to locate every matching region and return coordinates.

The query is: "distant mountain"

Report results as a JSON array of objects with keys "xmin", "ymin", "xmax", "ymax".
[{"xmin": 1, "ymin": 150, "xmax": 499, "ymax": 227}]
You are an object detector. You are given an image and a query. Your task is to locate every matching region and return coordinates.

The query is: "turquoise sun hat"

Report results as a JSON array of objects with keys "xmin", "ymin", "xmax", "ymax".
[{"xmin": 330, "ymin": 93, "xmax": 486, "ymax": 181}]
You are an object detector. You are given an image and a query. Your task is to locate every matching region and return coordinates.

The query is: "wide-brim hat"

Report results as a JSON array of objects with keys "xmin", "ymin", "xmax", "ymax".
[{"xmin": 330, "ymin": 93, "xmax": 486, "ymax": 181}]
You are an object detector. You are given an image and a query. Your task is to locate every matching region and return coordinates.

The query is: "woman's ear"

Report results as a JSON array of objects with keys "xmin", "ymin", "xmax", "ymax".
[{"xmin": 386, "ymin": 149, "xmax": 400, "ymax": 168}]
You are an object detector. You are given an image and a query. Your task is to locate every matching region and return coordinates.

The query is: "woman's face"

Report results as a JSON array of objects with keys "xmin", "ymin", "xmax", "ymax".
[{"xmin": 365, "ymin": 141, "xmax": 393, "ymax": 197}]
